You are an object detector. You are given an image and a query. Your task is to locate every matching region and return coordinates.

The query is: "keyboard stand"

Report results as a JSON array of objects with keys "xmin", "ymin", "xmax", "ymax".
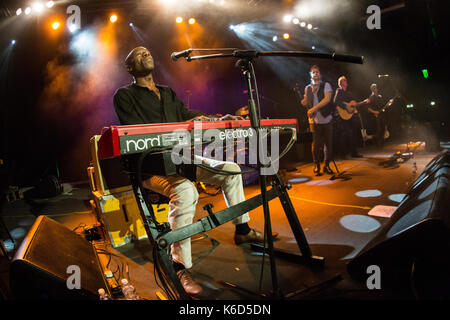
[{"xmin": 125, "ymin": 157, "xmax": 324, "ymax": 300}]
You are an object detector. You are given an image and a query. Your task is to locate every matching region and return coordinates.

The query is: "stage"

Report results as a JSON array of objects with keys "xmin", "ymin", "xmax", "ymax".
[{"xmin": 1, "ymin": 141, "xmax": 447, "ymax": 301}]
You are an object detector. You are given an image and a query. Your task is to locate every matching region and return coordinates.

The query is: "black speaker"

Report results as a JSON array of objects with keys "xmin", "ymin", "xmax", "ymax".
[
  {"xmin": 10, "ymin": 216, "xmax": 107, "ymax": 300},
  {"xmin": 347, "ymin": 150, "xmax": 450, "ymax": 298}
]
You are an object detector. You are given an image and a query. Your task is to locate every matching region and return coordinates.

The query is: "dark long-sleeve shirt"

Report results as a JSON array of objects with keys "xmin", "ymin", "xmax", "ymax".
[
  {"xmin": 333, "ymin": 88, "xmax": 355, "ymax": 108},
  {"xmin": 113, "ymin": 83, "xmax": 204, "ymax": 125}
]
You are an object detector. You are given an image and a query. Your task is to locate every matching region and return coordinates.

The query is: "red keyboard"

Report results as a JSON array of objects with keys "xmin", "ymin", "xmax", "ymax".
[{"xmin": 97, "ymin": 119, "xmax": 298, "ymax": 159}]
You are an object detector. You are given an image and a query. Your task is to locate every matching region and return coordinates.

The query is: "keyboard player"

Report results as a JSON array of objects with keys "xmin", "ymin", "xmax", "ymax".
[{"xmin": 113, "ymin": 47, "xmax": 272, "ymax": 295}]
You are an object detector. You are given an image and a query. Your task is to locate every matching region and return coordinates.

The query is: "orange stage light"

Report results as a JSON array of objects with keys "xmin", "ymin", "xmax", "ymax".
[
  {"xmin": 52, "ymin": 21, "xmax": 60, "ymax": 30},
  {"xmin": 283, "ymin": 33, "xmax": 290, "ymax": 39},
  {"xmin": 176, "ymin": 17, "xmax": 183, "ymax": 23},
  {"xmin": 188, "ymin": 18, "xmax": 196, "ymax": 25},
  {"xmin": 110, "ymin": 14, "xmax": 118, "ymax": 23}
]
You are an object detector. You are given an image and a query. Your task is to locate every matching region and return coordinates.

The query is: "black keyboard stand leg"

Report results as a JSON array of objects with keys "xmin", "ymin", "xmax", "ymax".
[{"xmin": 251, "ymin": 174, "xmax": 324, "ymax": 267}]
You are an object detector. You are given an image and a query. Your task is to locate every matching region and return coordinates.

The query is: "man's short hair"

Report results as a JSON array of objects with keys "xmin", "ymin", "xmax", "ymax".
[
  {"xmin": 338, "ymin": 76, "xmax": 347, "ymax": 88},
  {"xmin": 370, "ymin": 83, "xmax": 377, "ymax": 89},
  {"xmin": 310, "ymin": 65, "xmax": 320, "ymax": 72}
]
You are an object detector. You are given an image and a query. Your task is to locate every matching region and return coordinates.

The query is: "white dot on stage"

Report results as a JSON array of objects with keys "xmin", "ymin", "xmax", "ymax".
[
  {"xmin": 355, "ymin": 189, "xmax": 382, "ymax": 198},
  {"xmin": 339, "ymin": 214, "xmax": 381, "ymax": 233},
  {"xmin": 388, "ymin": 193, "xmax": 406, "ymax": 203}
]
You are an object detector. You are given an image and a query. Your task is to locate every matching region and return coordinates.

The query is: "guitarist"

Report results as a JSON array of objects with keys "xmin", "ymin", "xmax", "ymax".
[
  {"xmin": 364, "ymin": 83, "xmax": 386, "ymax": 149},
  {"xmin": 333, "ymin": 76, "xmax": 364, "ymax": 159},
  {"xmin": 300, "ymin": 65, "xmax": 335, "ymax": 175}
]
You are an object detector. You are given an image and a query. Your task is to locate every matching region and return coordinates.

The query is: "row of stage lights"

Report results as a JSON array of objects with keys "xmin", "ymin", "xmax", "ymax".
[
  {"xmin": 14, "ymin": 11, "xmax": 197, "ymax": 33},
  {"xmin": 15, "ymin": 1, "xmax": 55, "ymax": 16},
  {"xmin": 283, "ymin": 14, "xmax": 317, "ymax": 30}
]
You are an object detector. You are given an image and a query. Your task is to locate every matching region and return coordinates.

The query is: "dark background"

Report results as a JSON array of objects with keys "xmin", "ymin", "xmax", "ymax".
[{"xmin": 0, "ymin": 0, "xmax": 449, "ymax": 186}]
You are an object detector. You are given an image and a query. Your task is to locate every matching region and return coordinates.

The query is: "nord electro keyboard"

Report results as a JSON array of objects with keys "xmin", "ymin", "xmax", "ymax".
[{"xmin": 97, "ymin": 119, "xmax": 299, "ymax": 160}]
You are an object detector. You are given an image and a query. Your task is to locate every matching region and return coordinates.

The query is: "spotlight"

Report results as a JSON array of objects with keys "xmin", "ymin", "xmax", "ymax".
[
  {"xmin": 430, "ymin": 101, "xmax": 436, "ymax": 106},
  {"xmin": 283, "ymin": 14, "xmax": 293, "ymax": 23},
  {"xmin": 129, "ymin": 22, "xmax": 134, "ymax": 27},
  {"xmin": 238, "ymin": 25, "xmax": 246, "ymax": 32},
  {"xmin": 52, "ymin": 21, "xmax": 60, "ymax": 30},
  {"xmin": 292, "ymin": 18, "xmax": 299, "ymax": 24},
  {"xmin": 312, "ymin": 46, "xmax": 315, "ymax": 50},
  {"xmin": 68, "ymin": 24, "xmax": 78, "ymax": 33},
  {"xmin": 110, "ymin": 14, "xmax": 118, "ymax": 23},
  {"xmin": 16, "ymin": 8, "xmax": 22, "ymax": 16},
  {"xmin": 307, "ymin": 23, "xmax": 313, "ymax": 29},
  {"xmin": 11, "ymin": 40, "xmax": 16, "ymax": 45},
  {"xmin": 32, "ymin": 2, "xmax": 44, "ymax": 13},
  {"xmin": 272, "ymin": 35, "xmax": 278, "ymax": 42},
  {"xmin": 283, "ymin": 33, "xmax": 290, "ymax": 39},
  {"xmin": 176, "ymin": 17, "xmax": 183, "ymax": 23},
  {"xmin": 300, "ymin": 21, "xmax": 306, "ymax": 27},
  {"xmin": 229, "ymin": 25, "xmax": 235, "ymax": 30},
  {"xmin": 24, "ymin": 7, "xmax": 32, "ymax": 15},
  {"xmin": 46, "ymin": 1, "xmax": 54, "ymax": 8},
  {"xmin": 406, "ymin": 104, "xmax": 414, "ymax": 109},
  {"xmin": 188, "ymin": 18, "xmax": 195, "ymax": 25}
]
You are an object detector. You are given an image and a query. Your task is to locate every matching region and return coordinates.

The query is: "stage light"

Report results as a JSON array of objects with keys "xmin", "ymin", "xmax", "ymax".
[
  {"xmin": 406, "ymin": 104, "xmax": 414, "ymax": 109},
  {"xmin": 16, "ymin": 8, "xmax": 22, "ymax": 16},
  {"xmin": 11, "ymin": 40, "xmax": 16, "ymax": 45},
  {"xmin": 312, "ymin": 46, "xmax": 315, "ymax": 50},
  {"xmin": 307, "ymin": 23, "xmax": 313, "ymax": 30},
  {"xmin": 272, "ymin": 36, "xmax": 277, "ymax": 42},
  {"xmin": 110, "ymin": 14, "xmax": 118, "ymax": 23},
  {"xmin": 239, "ymin": 25, "xmax": 246, "ymax": 32},
  {"xmin": 430, "ymin": 101, "xmax": 436, "ymax": 106},
  {"xmin": 283, "ymin": 33, "xmax": 289, "ymax": 39},
  {"xmin": 52, "ymin": 21, "xmax": 60, "ymax": 30},
  {"xmin": 300, "ymin": 21, "xmax": 306, "ymax": 27},
  {"xmin": 129, "ymin": 22, "xmax": 134, "ymax": 27},
  {"xmin": 422, "ymin": 68, "xmax": 429, "ymax": 79},
  {"xmin": 32, "ymin": 2, "xmax": 44, "ymax": 14},
  {"xmin": 46, "ymin": 1, "xmax": 54, "ymax": 8},
  {"xmin": 68, "ymin": 24, "xmax": 78, "ymax": 33},
  {"xmin": 188, "ymin": 18, "xmax": 195, "ymax": 25},
  {"xmin": 283, "ymin": 14, "xmax": 293, "ymax": 23},
  {"xmin": 292, "ymin": 18, "xmax": 299, "ymax": 24},
  {"xmin": 176, "ymin": 17, "xmax": 183, "ymax": 23},
  {"xmin": 24, "ymin": 7, "xmax": 32, "ymax": 15}
]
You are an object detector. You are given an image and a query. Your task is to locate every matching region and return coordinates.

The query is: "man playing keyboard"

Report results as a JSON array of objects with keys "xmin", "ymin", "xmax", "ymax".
[{"xmin": 113, "ymin": 47, "xmax": 269, "ymax": 296}]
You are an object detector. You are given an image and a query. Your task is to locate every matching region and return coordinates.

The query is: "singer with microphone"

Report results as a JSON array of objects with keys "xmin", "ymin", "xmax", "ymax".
[{"xmin": 113, "ymin": 46, "xmax": 269, "ymax": 296}]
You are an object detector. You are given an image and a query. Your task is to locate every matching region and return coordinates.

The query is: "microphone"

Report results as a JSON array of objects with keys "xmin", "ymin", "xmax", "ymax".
[
  {"xmin": 171, "ymin": 49, "xmax": 192, "ymax": 61},
  {"xmin": 378, "ymin": 74, "xmax": 389, "ymax": 78}
]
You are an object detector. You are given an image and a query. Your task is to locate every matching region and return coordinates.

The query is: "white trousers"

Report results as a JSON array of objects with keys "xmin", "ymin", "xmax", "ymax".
[{"xmin": 142, "ymin": 155, "xmax": 250, "ymax": 269}]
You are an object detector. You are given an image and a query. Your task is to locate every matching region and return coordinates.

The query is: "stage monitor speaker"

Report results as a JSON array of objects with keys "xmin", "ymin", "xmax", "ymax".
[
  {"xmin": 347, "ymin": 151, "xmax": 450, "ymax": 298},
  {"xmin": 10, "ymin": 216, "xmax": 107, "ymax": 300}
]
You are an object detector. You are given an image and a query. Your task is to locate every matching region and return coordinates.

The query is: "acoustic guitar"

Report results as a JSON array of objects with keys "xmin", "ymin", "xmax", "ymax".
[{"xmin": 336, "ymin": 100, "xmax": 366, "ymax": 120}]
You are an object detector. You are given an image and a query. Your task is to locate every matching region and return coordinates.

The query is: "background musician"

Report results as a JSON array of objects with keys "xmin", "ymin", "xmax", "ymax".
[
  {"xmin": 301, "ymin": 65, "xmax": 335, "ymax": 175},
  {"xmin": 113, "ymin": 46, "xmax": 268, "ymax": 296},
  {"xmin": 333, "ymin": 76, "xmax": 364, "ymax": 159},
  {"xmin": 364, "ymin": 84, "xmax": 386, "ymax": 149}
]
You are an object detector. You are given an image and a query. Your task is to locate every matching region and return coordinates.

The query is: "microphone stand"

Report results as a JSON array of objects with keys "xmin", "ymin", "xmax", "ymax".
[{"xmin": 173, "ymin": 48, "xmax": 363, "ymax": 299}]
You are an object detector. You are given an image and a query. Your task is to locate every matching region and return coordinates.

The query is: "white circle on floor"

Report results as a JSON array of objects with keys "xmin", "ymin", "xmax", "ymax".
[
  {"xmin": 10, "ymin": 227, "xmax": 27, "ymax": 239},
  {"xmin": 355, "ymin": 189, "xmax": 382, "ymax": 197},
  {"xmin": 339, "ymin": 214, "xmax": 381, "ymax": 233},
  {"xmin": 388, "ymin": 193, "xmax": 407, "ymax": 203},
  {"xmin": 306, "ymin": 179, "xmax": 336, "ymax": 186}
]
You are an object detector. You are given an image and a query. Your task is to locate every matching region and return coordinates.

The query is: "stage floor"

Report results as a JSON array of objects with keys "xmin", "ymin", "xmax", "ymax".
[{"xmin": 1, "ymin": 141, "xmax": 448, "ymax": 300}]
